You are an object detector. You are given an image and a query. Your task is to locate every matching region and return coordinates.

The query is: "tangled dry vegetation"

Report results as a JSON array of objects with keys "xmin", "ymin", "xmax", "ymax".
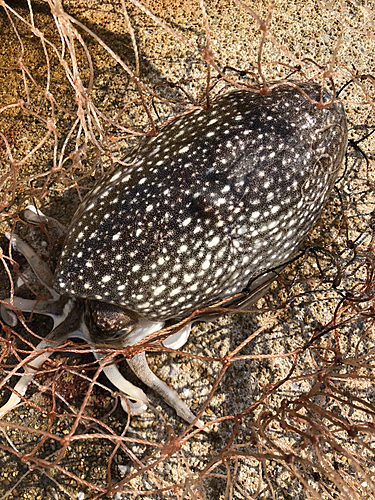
[{"xmin": 0, "ymin": 0, "xmax": 375, "ymax": 498}]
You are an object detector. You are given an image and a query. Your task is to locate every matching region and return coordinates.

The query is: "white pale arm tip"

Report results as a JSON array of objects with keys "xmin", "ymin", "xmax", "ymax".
[
  {"xmin": 0, "ymin": 376, "xmax": 33, "ymax": 418},
  {"xmin": 120, "ymin": 396, "xmax": 148, "ymax": 416},
  {"xmin": 24, "ymin": 205, "xmax": 45, "ymax": 223},
  {"xmin": 0, "ymin": 341, "xmax": 54, "ymax": 418},
  {"xmin": 1, "ymin": 304, "xmax": 18, "ymax": 327},
  {"xmin": 127, "ymin": 352, "xmax": 206, "ymax": 429},
  {"xmin": 93, "ymin": 353, "xmax": 149, "ymax": 416},
  {"xmin": 162, "ymin": 322, "xmax": 192, "ymax": 350},
  {"xmin": 4, "ymin": 232, "xmax": 56, "ymax": 293}
]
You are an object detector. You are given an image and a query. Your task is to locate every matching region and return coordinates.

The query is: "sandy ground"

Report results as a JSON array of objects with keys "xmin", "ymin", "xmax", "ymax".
[{"xmin": 0, "ymin": 1, "xmax": 375, "ymax": 499}]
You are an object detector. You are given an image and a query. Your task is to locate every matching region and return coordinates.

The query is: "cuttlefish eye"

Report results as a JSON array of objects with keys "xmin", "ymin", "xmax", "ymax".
[{"xmin": 84, "ymin": 300, "xmax": 138, "ymax": 342}]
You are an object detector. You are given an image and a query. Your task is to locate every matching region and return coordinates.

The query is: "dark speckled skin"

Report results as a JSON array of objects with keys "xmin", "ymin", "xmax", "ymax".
[{"xmin": 55, "ymin": 82, "xmax": 347, "ymax": 321}]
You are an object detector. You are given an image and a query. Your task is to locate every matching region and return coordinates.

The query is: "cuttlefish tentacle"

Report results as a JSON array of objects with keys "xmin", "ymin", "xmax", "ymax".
[
  {"xmin": 0, "ymin": 339, "xmax": 56, "ymax": 418},
  {"xmin": 127, "ymin": 351, "xmax": 204, "ymax": 426},
  {"xmin": 1, "ymin": 297, "xmax": 64, "ymax": 327},
  {"xmin": 0, "ymin": 301, "xmax": 151, "ymax": 417},
  {"xmin": 6, "ymin": 231, "xmax": 56, "ymax": 293},
  {"xmin": 0, "ymin": 229, "xmax": 199, "ymax": 422},
  {"xmin": 23, "ymin": 205, "xmax": 67, "ymax": 241}
]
